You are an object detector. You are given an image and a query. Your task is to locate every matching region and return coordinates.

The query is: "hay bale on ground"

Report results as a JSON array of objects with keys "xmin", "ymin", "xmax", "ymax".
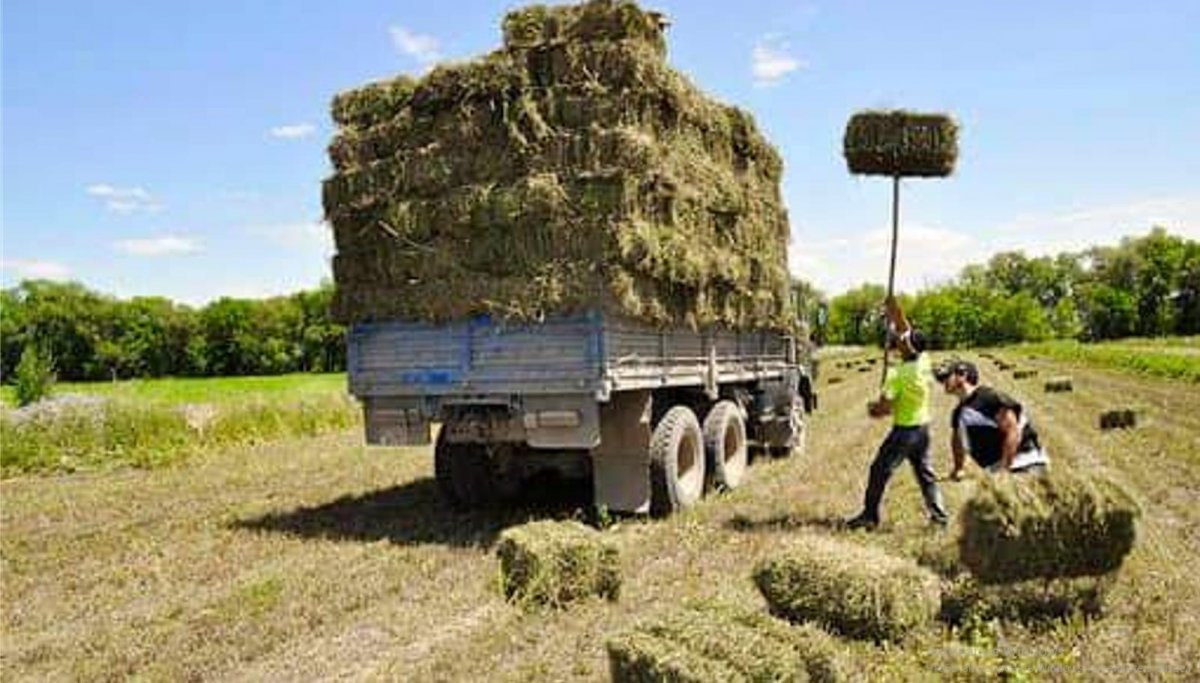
[
  {"xmin": 960, "ymin": 470, "xmax": 1139, "ymax": 584},
  {"xmin": 843, "ymin": 110, "xmax": 958, "ymax": 177},
  {"xmin": 1044, "ymin": 377, "xmax": 1073, "ymax": 392},
  {"xmin": 939, "ymin": 575, "xmax": 1108, "ymax": 627},
  {"xmin": 496, "ymin": 519, "xmax": 620, "ymax": 606},
  {"xmin": 1099, "ymin": 409, "xmax": 1136, "ymax": 430},
  {"xmin": 1012, "ymin": 369, "xmax": 1038, "ymax": 380},
  {"xmin": 857, "ymin": 366, "xmax": 871, "ymax": 373},
  {"xmin": 827, "ymin": 376, "xmax": 843, "ymax": 385},
  {"xmin": 754, "ymin": 534, "xmax": 940, "ymax": 642},
  {"xmin": 607, "ymin": 604, "xmax": 854, "ymax": 683}
]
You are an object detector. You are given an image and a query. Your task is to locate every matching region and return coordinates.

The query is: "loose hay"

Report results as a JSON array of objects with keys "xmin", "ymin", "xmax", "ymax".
[
  {"xmin": 959, "ymin": 470, "xmax": 1139, "ymax": 584},
  {"xmin": 607, "ymin": 603, "xmax": 853, "ymax": 683},
  {"xmin": 843, "ymin": 110, "xmax": 958, "ymax": 177},
  {"xmin": 1099, "ymin": 409, "xmax": 1137, "ymax": 430},
  {"xmin": 496, "ymin": 519, "xmax": 620, "ymax": 607},
  {"xmin": 324, "ymin": 0, "xmax": 792, "ymax": 331},
  {"xmin": 1044, "ymin": 377, "xmax": 1074, "ymax": 392},
  {"xmin": 753, "ymin": 534, "xmax": 940, "ymax": 642}
]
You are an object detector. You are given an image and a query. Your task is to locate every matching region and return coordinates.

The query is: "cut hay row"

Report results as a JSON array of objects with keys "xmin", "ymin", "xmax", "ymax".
[
  {"xmin": 324, "ymin": 0, "xmax": 792, "ymax": 330},
  {"xmin": 959, "ymin": 470, "xmax": 1140, "ymax": 584},
  {"xmin": 495, "ymin": 520, "xmax": 620, "ymax": 607},
  {"xmin": 753, "ymin": 534, "xmax": 940, "ymax": 643},
  {"xmin": 607, "ymin": 604, "xmax": 853, "ymax": 683},
  {"xmin": 843, "ymin": 110, "xmax": 958, "ymax": 177}
]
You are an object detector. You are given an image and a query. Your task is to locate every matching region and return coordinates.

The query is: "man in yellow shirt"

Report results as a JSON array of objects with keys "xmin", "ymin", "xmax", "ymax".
[{"xmin": 846, "ymin": 296, "xmax": 948, "ymax": 530}]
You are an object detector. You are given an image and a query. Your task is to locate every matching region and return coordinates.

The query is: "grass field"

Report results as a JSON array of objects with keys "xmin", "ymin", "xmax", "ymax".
[
  {"xmin": 0, "ymin": 372, "xmax": 346, "ymax": 407},
  {"xmin": 3, "ymin": 350, "xmax": 1199, "ymax": 680},
  {"xmin": 1013, "ymin": 338, "xmax": 1200, "ymax": 382}
]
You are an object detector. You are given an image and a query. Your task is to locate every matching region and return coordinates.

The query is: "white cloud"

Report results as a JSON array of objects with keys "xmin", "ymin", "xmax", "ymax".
[
  {"xmin": 752, "ymin": 36, "xmax": 805, "ymax": 87},
  {"xmin": 270, "ymin": 123, "xmax": 316, "ymax": 140},
  {"xmin": 991, "ymin": 194, "xmax": 1200, "ymax": 256},
  {"xmin": 0, "ymin": 259, "xmax": 71, "ymax": 280},
  {"xmin": 113, "ymin": 235, "xmax": 203, "ymax": 256},
  {"xmin": 389, "ymin": 25, "xmax": 441, "ymax": 65},
  {"xmin": 249, "ymin": 221, "xmax": 333, "ymax": 255},
  {"xmin": 86, "ymin": 183, "xmax": 164, "ymax": 214}
]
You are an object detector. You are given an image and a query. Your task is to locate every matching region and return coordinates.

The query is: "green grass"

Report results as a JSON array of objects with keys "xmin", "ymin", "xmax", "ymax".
[
  {"xmin": 1017, "ymin": 338, "xmax": 1200, "ymax": 382},
  {"xmin": 1, "ymin": 372, "xmax": 346, "ymax": 408}
]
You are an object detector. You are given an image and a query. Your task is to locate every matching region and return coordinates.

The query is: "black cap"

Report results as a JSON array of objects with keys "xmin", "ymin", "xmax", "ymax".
[{"xmin": 934, "ymin": 359, "xmax": 978, "ymax": 383}]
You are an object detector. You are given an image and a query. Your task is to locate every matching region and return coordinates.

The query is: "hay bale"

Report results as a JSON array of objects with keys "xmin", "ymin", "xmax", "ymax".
[
  {"xmin": 1012, "ymin": 369, "xmax": 1038, "ymax": 380},
  {"xmin": 827, "ymin": 376, "xmax": 843, "ymax": 385},
  {"xmin": 608, "ymin": 604, "xmax": 854, "ymax": 683},
  {"xmin": 843, "ymin": 110, "xmax": 958, "ymax": 177},
  {"xmin": 1099, "ymin": 409, "xmax": 1136, "ymax": 430},
  {"xmin": 939, "ymin": 575, "xmax": 1108, "ymax": 627},
  {"xmin": 857, "ymin": 366, "xmax": 871, "ymax": 373},
  {"xmin": 496, "ymin": 519, "xmax": 620, "ymax": 606},
  {"xmin": 324, "ymin": 0, "xmax": 792, "ymax": 331},
  {"xmin": 1044, "ymin": 377, "xmax": 1074, "ymax": 392},
  {"xmin": 754, "ymin": 534, "xmax": 940, "ymax": 642},
  {"xmin": 959, "ymin": 470, "xmax": 1139, "ymax": 584}
]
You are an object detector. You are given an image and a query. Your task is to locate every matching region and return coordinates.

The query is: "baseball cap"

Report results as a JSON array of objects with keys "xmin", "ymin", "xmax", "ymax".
[{"xmin": 934, "ymin": 359, "xmax": 978, "ymax": 383}]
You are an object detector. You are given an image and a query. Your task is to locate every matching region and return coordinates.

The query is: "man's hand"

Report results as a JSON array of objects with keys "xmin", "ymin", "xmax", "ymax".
[
  {"xmin": 867, "ymin": 397, "xmax": 892, "ymax": 419},
  {"xmin": 947, "ymin": 467, "xmax": 964, "ymax": 482}
]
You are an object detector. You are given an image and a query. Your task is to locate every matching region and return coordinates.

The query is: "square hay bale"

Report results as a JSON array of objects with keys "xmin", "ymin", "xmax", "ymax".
[
  {"xmin": 607, "ymin": 604, "xmax": 855, "ymax": 683},
  {"xmin": 939, "ymin": 575, "xmax": 1108, "ymax": 627},
  {"xmin": 496, "ymin": 519, "xmax": 620, "ymax": 607},
  {"xmin": 827, "ymin": 376, "xmax": 843, "ymax": 385},
  {"xmin": 753, "ymin": 534, "xmax": 941, "ymax": 642},
  {"xmin": 959, "ymin": 470, "xmax": 1139, "ymax": 584},
  {"xmin": 1012, "ymin": 369, "xmax": 1038, "ymax": 380},
  {"xmin": 607, "ymin": 631, "xmax": 742, "ymax": 682},
  {"xmin": 1043, "ymin": 377, "xmax": 1073, "ymax": 392},
  {"xmin": 1099, "ymin": 409, "xmax": 1136, "ymax": 430},
  {"xmin": 843, "ymin": 110, "xmax": 958, "ymax": 177}
]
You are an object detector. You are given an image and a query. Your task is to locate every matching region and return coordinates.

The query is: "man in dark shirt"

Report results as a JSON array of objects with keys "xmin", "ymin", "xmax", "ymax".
[{"xmin": 936, "ymin": 360, "xmax": 1050, "ymax": 477}]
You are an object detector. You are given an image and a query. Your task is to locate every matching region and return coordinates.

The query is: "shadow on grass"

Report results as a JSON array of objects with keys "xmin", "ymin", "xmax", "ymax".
[
  {"xmin": 724, "ymin": 512, "xmax": 847, "ymax": 533},
  {"xmin": 233, "ymin": 473, "xmax": 592, "ymax": 548}
]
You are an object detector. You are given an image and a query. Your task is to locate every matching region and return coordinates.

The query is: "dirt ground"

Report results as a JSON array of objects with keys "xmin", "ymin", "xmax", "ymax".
[{"xmin": 3, "ymin": 351, "xmax": 1199, "ymax": 681}]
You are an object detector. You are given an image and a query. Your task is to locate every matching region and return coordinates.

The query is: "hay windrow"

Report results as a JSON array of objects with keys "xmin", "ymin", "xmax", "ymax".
[
  {"xmin": 495, "ymin": 519, "xmax": 620, "ymax": 607},
  {"xmin": 843, "ymin": 110, "xmax": 958, "ymax": 177},
  {"xmin": 324, "ymin": 0, "xmax": 791, "ymax": 331},
  {"xmin": 959, "ymin": 470, "xmax": 1140, "ymax": 584},
  {"xmin": 753, "ymin": 533, "xmax": 941, "ymax": 643}
]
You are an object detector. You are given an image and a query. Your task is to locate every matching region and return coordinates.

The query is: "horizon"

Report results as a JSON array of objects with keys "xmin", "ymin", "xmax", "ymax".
[{"xmin": 3, "ymin": 0, "xmax": 1198, "ymax": 304}]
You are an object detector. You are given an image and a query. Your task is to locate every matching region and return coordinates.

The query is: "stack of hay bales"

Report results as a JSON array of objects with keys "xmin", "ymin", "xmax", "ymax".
[
  {"xmin": 324, "ymin": 0, "xmax": 792, "ymax": 330},
  {"xmin": 753, "ymin": 534, "xmax": 941, "ymax": 642},
  {"xmin": 959, "ymin": 470, "xmax": 1139, "ymax": 584},
  {"xmin": 496, "ymin": 519, "xmax": 620, "ymax": 606},
  {"xmin": 607, "ymin": 604, "xmax": 853, "ymax": 682}
]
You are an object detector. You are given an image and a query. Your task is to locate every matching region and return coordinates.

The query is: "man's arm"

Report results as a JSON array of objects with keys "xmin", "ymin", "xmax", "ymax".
[
  {"xmin": 996, "ymin": 407, "xmax": 1022, "ymax": 470},
  {"xmin": 884, "ymin": 296, "xmax": 916, "ymax": 356},
  {"xmin": 950, "ymin": 432, "xmax": 966, "ymax": 480}
]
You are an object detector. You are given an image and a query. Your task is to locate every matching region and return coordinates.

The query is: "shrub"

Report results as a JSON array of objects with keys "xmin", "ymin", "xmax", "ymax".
[{"xmin": 13, "ymin": 345, "xmax": 56, "ymax": 407}]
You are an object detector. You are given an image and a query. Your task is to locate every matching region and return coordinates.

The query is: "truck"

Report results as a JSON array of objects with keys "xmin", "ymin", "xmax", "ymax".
[{"xmin": 347, "ymin": 310, "xmax": 815, "ymax": 516}]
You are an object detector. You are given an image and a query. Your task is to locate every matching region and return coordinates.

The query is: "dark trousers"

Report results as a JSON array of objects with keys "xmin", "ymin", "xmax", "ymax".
[{"xmin": 861, "ymin": 425, "xmax": 948, "ymax": 523}]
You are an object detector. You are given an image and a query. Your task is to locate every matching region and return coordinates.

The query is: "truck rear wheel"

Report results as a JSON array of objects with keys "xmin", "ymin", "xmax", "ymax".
[
  {"xmin": 649, "ymin": 406, "xmax": 706, "ymax": 517},
  {"xmin": 703, "ymin": 400, "xmax": 748, "ymax": 491},
  {"xmin": 434, "ymin": 429, "xmax": 514, "ymax": 510}
]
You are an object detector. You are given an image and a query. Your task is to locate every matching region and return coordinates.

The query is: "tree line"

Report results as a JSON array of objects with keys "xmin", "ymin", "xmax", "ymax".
[
  {"xmin": 1, "ymin": 281, "xmax": 345, "ymax": 382},
  {"xmin": 798, "ymin": 227, "xmax": 1200, "ymax": 348}
]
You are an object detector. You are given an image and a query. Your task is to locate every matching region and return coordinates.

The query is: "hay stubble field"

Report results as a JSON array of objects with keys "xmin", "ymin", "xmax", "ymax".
[{"xmin": 3, "ymin": 350, "xmax": 1199, "ymax": 681}]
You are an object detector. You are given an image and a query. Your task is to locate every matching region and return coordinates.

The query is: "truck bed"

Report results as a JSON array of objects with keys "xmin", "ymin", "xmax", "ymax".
[{"xmin": 347, "ymin": 311, "xmax": 795, "ymax": 402}]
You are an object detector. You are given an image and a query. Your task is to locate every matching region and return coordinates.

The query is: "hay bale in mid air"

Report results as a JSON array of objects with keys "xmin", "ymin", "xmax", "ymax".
[
  {"xmin": 754, "ymin": 534, "xmax": 940, "ymax": 642},
  {"xmin": 1044, "ymin": 377, "xmax": 1074, "ymax": 392},
  {"xmin": 959, "ymin": 470, "xmax": 1139, "ymax": 584},
  {"xmin": 1099, "ymin": 409, "xmax": 1137, "ymax": 430},
  {"xmin": 1012, "ymin": 369, "xmax": 1038, "ymax": 380},
  {"xmin": 496, "ymin": 519, "xmax": 620, "ymax": 607},
  {"xmin": 939, "ymin": 575, "xmax": 1109, "ymax": 627},
  {"xmin": 843, "ymin": 110, "xmax": 958, "ymax": 177},
  {"xmin": 607, "ymin": 604, "xmax": 854, "ymax": 683}
]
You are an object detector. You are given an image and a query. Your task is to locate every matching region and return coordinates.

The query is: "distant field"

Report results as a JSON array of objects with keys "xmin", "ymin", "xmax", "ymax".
[
  {"xmin": 1017, "ymin": 337, "xmax": 1200, "ymax": 382},
  {"xmin": 1, "ymin": 372, "xmax": 347, "ymax": 407}
]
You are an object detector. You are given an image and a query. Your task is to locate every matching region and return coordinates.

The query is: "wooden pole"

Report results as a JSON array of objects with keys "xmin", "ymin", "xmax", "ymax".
[{"xmin": 881, "ymin": 174, "xmax": 900, "ymax": 388}]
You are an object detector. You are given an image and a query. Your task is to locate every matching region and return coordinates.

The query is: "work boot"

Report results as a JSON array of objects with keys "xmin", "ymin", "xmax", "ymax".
[{"xmin": 845, "ymin": 513, "xmax": 879, "ymax": 531}]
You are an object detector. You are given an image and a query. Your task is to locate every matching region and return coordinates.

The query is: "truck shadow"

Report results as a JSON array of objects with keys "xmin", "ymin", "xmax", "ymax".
[{"xmin": 232, "ymin": 475, "xmax": 592, "ymax": 548}]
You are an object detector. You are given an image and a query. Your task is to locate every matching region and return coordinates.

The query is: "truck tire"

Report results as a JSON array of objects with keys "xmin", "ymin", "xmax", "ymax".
[
  {"xmin": 768, "ymin": 401, "xmax": 807, "ymax": 459},
  {"xmin": 703, "ymin": 400, "xmax": 748, "ymax": 491},
  {"xmin": 434, "ymin": 429, "xmax": 501, "ymax": 510},
  {"xmin": 649, "ymin": 405, "xmax": 706, "ymax": 517}
]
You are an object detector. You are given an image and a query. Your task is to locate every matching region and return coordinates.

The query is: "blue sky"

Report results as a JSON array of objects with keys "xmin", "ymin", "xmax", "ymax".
[{"xmin": 3, "ymin": 0, "xmax": 1198, "ymax": 302}]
